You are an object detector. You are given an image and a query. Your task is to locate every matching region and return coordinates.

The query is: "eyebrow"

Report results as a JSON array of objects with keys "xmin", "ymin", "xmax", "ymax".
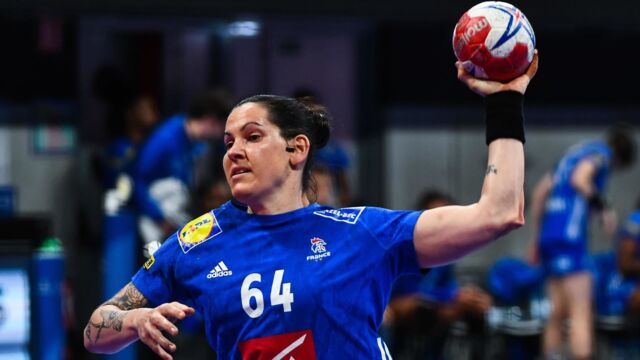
[{"xmin": 224, "ymin": 121, "xmax": 263, "ymax": 136}]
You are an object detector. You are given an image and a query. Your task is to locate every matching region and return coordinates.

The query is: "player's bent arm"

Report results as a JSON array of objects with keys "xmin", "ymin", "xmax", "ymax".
[
  {"xmin": 413, "ymin": 138, "xmax": 525, "ymax": 268},
  {"xmin": 84, "ymin": 282, "xmax": 194, "ymax": 360},
  {"xmin": 570, "ymin": 159, "xmax": 598, "ymax": 197}
]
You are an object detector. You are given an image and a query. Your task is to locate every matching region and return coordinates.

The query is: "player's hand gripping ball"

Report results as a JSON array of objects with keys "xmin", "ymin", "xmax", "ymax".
[{"xmin": 453, "ymin": 1, "xmax": 535, "ymax": 82}]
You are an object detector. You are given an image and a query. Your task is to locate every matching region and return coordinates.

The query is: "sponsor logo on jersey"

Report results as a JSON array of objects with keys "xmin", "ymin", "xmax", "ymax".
[
  {"xmin": 178, "ymin": 212, "xmax": 222, "ymax": 253},
  {"xmin": 312, "ymin": 207, "xmax": 365, "ymax": 224},
  {"xmin": 143, "ymin": 254, "xmax": 155, "ymax": 270},
  {"xmin": 306, "ymin": 237, "xmax": 331, "ymax": 262},
  {"xmin": 238, "ymin": 329, "xmax": 316, "ymax": 360},
  {"xmin": 207, "ymin": 261, "xmax": 233, "ymax": 278}
]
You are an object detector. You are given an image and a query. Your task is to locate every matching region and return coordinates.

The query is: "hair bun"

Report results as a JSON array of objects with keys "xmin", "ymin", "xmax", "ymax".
[{"xmin": 298, "ymin": 97, "xmax": 331, "ymax": 149}]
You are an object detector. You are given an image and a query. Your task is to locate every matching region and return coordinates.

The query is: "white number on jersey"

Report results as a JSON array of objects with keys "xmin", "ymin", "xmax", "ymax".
[
  {"xmin": 241, "ymin": 273, "xmax": 264, "ymax": 318},
  {"xmin": 270, "ymin": 269, "xmax": 294, "ymax": 312},
  {"xmin": 241, "ymin": 270, "xmax": 294, "ymax": 318}
]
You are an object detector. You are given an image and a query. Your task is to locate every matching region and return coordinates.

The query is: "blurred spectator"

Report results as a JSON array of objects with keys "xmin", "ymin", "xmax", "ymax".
[
  {"xmin": 528, "ymin": 125, "xmax": 636, "ymax": 360},
  {"xmin": 292, "ymin": 88, "xmax": 352, "ymax": 206},
  {"xmin": 134, "ymin": 90, "xmax": 232, "ymax": 255},
  {"xmin": 383, "ymin": 190, "xmax": 492, "ymax": 360}
]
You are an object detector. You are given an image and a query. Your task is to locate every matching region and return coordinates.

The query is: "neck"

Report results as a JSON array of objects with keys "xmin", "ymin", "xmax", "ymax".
[{"xmin": 246, "ymin": 183, "xmax": 310, "ymax": 215}]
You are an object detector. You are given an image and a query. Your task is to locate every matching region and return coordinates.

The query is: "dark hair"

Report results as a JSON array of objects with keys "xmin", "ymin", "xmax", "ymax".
[
  {"xmin": 417, "ymin": 190, "xmax": 454, "ymax": 210},
  {"xmin": 235, "ymin": 94, "xmax": 331, "ymax": 193},
  {"xmin": 187, "ymin": 89, "xmax": 233, "ymax": 121},
  {"xmin": 607, "ymin": 124, "xmax": 636, "ymax": 169}
]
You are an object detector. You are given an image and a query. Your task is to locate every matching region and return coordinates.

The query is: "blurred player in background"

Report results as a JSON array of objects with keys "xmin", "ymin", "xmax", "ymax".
[
  {"xmin": 134, "ymin": 90, "xmax": 231, "ymax": 256},
  {"xmin": 528, "ymin": 125, "xmax": 636, "ymax": 360}
]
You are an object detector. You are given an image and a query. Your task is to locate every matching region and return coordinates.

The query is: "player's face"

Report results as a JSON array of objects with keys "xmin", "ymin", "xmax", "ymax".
[{"xmin": 223, "ymin": 102, "xmax": 292, "ymax": 205}]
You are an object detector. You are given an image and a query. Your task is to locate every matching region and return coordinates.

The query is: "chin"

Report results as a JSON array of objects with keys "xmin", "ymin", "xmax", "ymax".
[{"xmin": 230, "ymin": 185, "xmax": 254, "ymax": 205}]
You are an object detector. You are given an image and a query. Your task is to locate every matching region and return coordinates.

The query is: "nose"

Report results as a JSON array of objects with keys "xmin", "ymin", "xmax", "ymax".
[{"xmin": 225, "ymin": 141, "xmax": 245, "ymax": 161}]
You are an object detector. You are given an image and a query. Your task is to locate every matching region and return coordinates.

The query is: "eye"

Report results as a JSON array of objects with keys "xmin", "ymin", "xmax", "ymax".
[
  {"xmin": 224, "ymin": 141, "xmax": 234, "ymax": 150},
  {"xmin": 247, "ymin": 133, "xmax": 261, "ymax": 142}
]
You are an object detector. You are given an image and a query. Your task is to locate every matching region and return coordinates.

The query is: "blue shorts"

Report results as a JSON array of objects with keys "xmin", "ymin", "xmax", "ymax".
[{"xmin": 539, "ymin": 239, "xmax": 589, "ymax": 277}]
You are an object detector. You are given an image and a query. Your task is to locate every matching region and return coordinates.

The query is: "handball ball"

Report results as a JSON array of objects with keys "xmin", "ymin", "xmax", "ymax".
[{"xmin": 452, "ymin": 1, "xmax": 535, "ymax": 82}]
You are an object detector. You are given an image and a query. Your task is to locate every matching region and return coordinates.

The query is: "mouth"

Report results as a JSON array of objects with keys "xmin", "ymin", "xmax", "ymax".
[{"xmin": 230, "ymin": 167, "xmax": 251, "ymax": 178}]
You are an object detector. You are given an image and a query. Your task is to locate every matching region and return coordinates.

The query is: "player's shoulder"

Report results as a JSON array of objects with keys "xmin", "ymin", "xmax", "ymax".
[{"xmin": 175, "ymin": 202, "xmax": 236, "ymax": 254}]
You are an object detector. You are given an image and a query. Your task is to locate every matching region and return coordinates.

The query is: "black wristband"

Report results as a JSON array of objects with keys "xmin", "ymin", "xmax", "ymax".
[
  {"xmin": 485, "ymin": 91, "xmax": 525, "ymax": 145},
  {"xmin": 587, "ymin": 193, "xmax": 607, "ymax": 211}
]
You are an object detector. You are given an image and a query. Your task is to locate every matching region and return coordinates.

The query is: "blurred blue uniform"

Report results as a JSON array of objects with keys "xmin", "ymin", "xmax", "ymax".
[
  {"xmin": 134, "ymin": 114, "xmax": 207, "ymax": 223},
  {"xmin": 391, "ymin": 265, "xmax": 458, "ymax": 303},
  {"xmin": 539, "ymin": 141, "xmax": 612, "ymax": 276},
  {"xmin": 315, "ymin": 141, "xmax": 350, "ymax": 173},
  {"xmin": 132, "ymin": 202, "xmax": 421, "ymax": 359},
  {"xmin": 488, "ymin": 257, "xmax": 545, "ymax": 305}
]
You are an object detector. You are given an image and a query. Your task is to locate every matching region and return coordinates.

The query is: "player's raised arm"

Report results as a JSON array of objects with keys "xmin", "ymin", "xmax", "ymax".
[
  {"xmin": 84, "ymin": 282, "xmax": 194, "ymax": 360},
  {"xmin": 413, "ymin": 52, "xmax": 538, "ymax": 268}
]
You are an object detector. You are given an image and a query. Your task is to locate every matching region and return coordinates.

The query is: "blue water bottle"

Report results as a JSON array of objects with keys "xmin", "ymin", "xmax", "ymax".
[{"xmin": 34, "ymin": 237, "xmax": 65, "ymax": 360}]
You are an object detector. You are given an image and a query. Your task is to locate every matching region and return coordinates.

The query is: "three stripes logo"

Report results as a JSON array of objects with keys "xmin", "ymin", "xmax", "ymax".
[{"xmin": 207, "ymin": 261, "xmax": 233, "ymax": 279}]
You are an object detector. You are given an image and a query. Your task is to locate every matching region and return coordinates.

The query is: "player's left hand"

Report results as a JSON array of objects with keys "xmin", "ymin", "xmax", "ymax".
[{"xmin": 457, "ymin": 50, "xmax": 539, "ymax": 97}]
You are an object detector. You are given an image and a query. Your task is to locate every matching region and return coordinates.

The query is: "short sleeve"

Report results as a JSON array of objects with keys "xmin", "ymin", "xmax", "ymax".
[
  {"xmin": 131, "ymin": 234, "xmax": 179, "ymax": 306},
  {"xmin": 359, "ymin": 207, "xmax": 422, "ymax": 275}
]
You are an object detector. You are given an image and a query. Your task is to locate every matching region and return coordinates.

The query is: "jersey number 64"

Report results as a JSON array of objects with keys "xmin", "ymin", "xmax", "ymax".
[{"xmin": 241, "ymin": 269, "xmax": 294, "ymax": 318}]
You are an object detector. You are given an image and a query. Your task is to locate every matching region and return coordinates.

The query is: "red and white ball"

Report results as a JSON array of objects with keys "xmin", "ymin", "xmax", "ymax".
[{"xmin": 453, "ymin": 1, "xmax": 535, "ymax": 82}]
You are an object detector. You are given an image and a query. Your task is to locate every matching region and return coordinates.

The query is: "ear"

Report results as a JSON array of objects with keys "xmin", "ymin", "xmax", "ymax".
[{"xmin": 288, "ymin": 134, "xmax": 311, "ymax": 170}]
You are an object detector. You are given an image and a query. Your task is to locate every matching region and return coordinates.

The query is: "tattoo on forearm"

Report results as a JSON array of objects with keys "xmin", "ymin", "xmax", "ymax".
[
  {"xmin": 84, "ymin": 310, "xmax": 125, "ymax": 344},
  {"xmin": 486, "ymin": 164, "xmax": 498, "ymax": 175},
  {"xmin": 104, "ymin": 283, "xmax": 148, "ymax": 310}
]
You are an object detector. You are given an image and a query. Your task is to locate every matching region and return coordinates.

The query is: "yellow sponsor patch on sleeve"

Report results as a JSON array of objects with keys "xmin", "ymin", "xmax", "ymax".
[
  {"xmin": 143, "ymin": 254, "xmax": 155, "ymax": 270},
  {"xmin": 178, "ymin": 212, "xmax": 223, "ymax": 253}
]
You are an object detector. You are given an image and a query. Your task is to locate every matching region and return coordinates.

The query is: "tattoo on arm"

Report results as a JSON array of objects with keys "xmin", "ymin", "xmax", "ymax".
[
  {"xmin": 486, "ymin": 164, "xmax": 498, "ymax": 175},
  {"xmin": 84, "ymin": 310, "xmax": 125, "ymax": 344},
  {"xmin": 104, "ymin": 283, "xmax": 149, "ymax": 310}
]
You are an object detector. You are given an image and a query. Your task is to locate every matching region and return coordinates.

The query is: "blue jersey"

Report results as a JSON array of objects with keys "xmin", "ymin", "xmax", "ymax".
[
  {"xmin": 540, "ymin": 141, "xmax": 612, "ymax": 245},
  {"xmin": 132, "ymin": 201, "xmax": 421, "ymax": 359},
  {"xmin": 133, "ymin": 115, "xmax": 207, "ymax": 222}
]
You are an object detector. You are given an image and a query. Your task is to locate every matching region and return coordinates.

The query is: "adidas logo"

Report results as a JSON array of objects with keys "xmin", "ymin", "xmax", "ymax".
[{"xmin": 207, "ymin": 261, "xmax": 233, "ymax": 278}]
